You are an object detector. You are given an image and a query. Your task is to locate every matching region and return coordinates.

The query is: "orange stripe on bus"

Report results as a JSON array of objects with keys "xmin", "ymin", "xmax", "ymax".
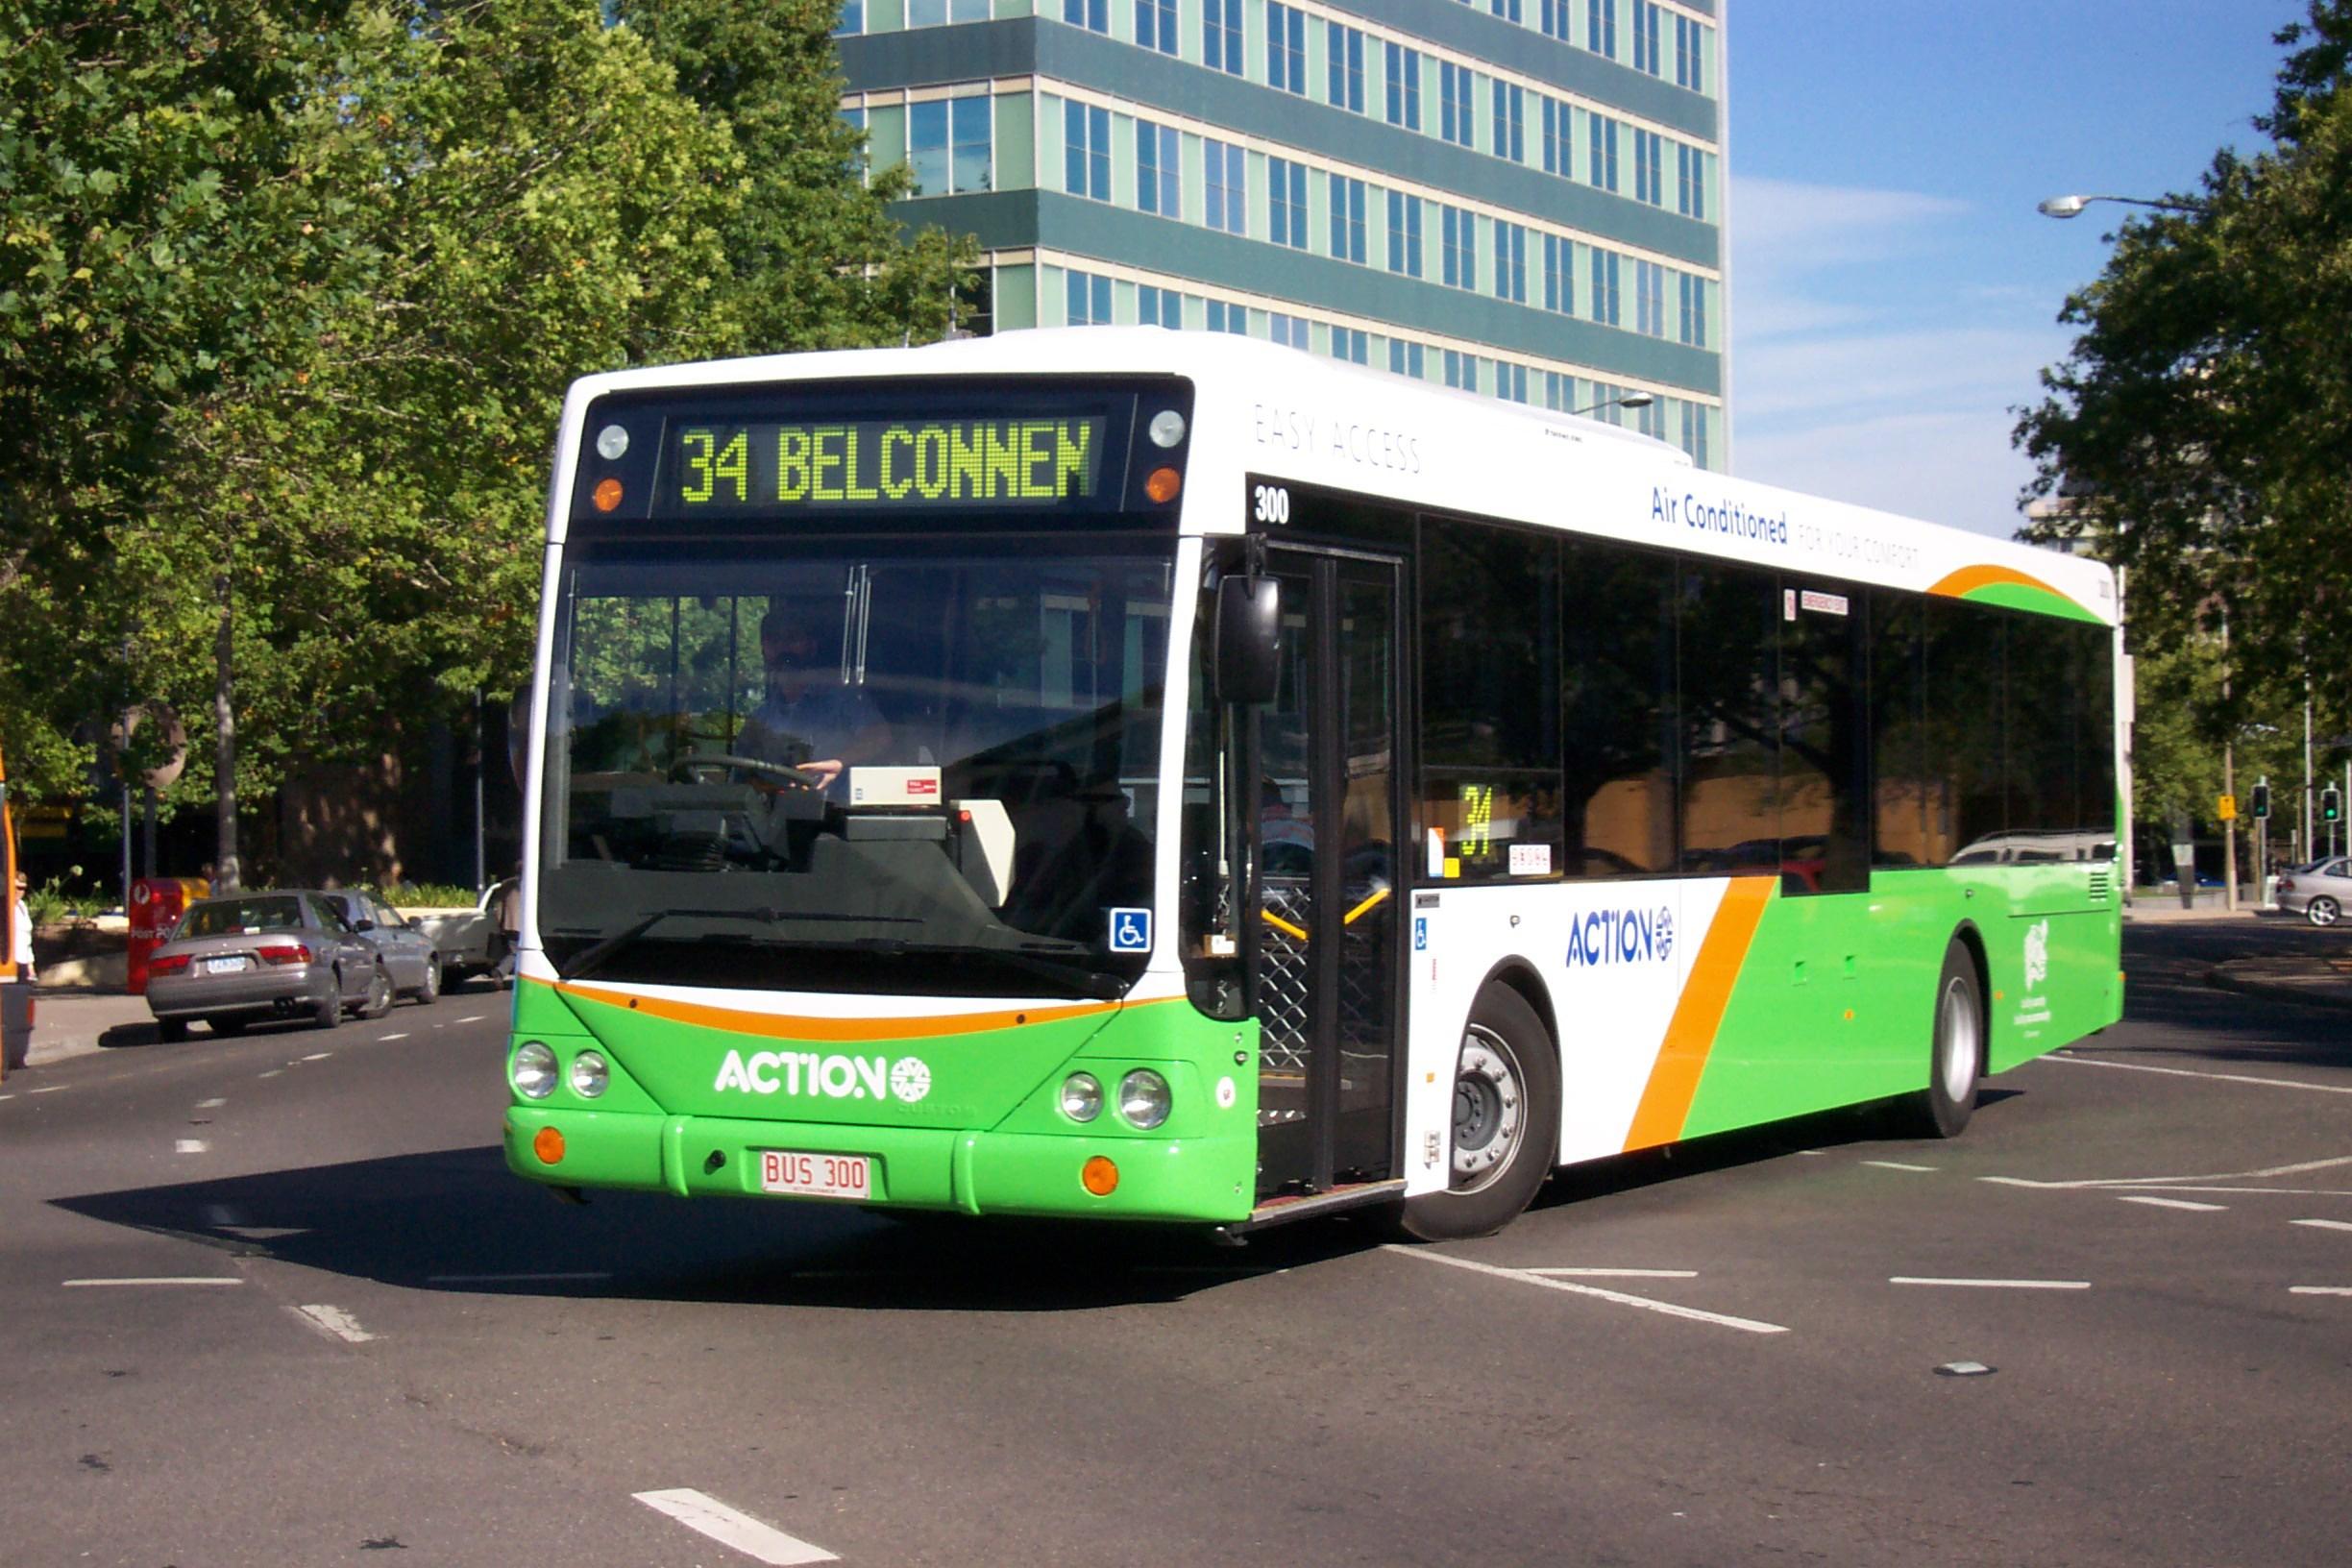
[
  {"xmin": 1622, "ymin": 877, "xmax": 1775, "ymax": 1151},
  {"xmin": 1925, "ymin": 564, "xmax": 2071, "ymax": 605},
  {"xmin": 541, "ymin": 974, "xmax": 1138, "ymax": 1042}
]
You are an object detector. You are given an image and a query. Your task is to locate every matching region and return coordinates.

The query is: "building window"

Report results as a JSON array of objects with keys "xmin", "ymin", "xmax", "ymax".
[
  {"xmin": 1064, "ymin": 102, "xmax": 1110, "ymax": 202},
  {"xmin": 1327, "ymin": 21, "xmax": 1365, "ymax": 113},
  {"xmin": 1678, "ymin": 272, "xmax": 1707, "ymax": 347},
  {"xmin": 1136, "ymin": 0, "xmax": 1177, "ymax": 54},
  {"xmin": 1066, "ymin": 269, "xmax": 1112, "ymax": 325},
  {"xmin": 1631, "ymin": 0, "xmax": 1661, "ymax": 75},
  {"xmin": 1540, "ymin": 98, "xmax": 1571, "ymax": 176},
  {"xmin": 1443, "ymin": 349, "xmax": 1479, "ymax": 392},
  {"xmin": 1137, "ymin": 122, "xmax": 1180, "ymax": 215},
  {"xmin": 1494, "ymin": 220, "xmax": 1527, "ymax": 303},
  {"xmin": 1542, "ymin": 233, "xmax": 1574, "ymax": 314},
  {"xmin": 1590, "ymin": 249, "xmax": 1620, "ymax": 325},
  {"xmin": 1539, "ymin": 0, "xmax": 1569, "ymax": 41},
  {"xmin": 1268, "ymin": 311, "xmax": 1309, "ymax": 349},
  {"xmin": 1493, "ymin": 361, "xmax": 1529, "ymax": 403},
  {"xmin": 1204, "ymin": 0, "xmax": 1243, "ymax": 75},
  {"xmin": 835, "ymin": 0, "xmax": 864, "ymax": 36},
  {"xmin": 1681, "ymin": 403, "xmax": 1709, "ymax": 467},
  {"xmin": 1491, "ymin": 83, "xmax": 1524, "ymax": 164},
  {"xmin": 910, "ymin": 95, "xmax": 992, "ymax": 195},
  {"xmin": 1330, "ymin": 326, "xmax": 1368, "ymax": 364},
  {"xmin": 1632, "ymin": 128, "xmax": 1662, "ymax": 205},
  {"xmin": 1489, "ymin": 0, "xmax": 1522, "ymax": 20},
  {"xmin": 1206, "ymin": 298, "xmax": 1249, "ymax": 334},
  {"xmin": 1386, "ymin": 190, "xmax": 1423, "ymax": 277},
  {"xmin": 1635, "ymin": 258, "xmax": 1664, "ymax": 336},
  {"xmin": 1440, "ymin": 205, "xmax": 1478, "ymax": 291},
  {"xmin": 1138, "ymin": 283, "xmax": 1181, "ymax": 328},
  {"xmin": 1675, "ymin": 14, "xmax": 1705, "ymax": 89},
  {"xmin": 1589, "ymin": 115, "xmax": 1618, "ymax": 192},
  {"xmin": 910, "ymin": 0, "xmax": 989, "ymax": 22},
  {"xmin": 1543, "ymin": 370, "xmax": 1571, "ymax": 410},
  {"xmin": 1267, "ymin": 157, "xmax": 1308, "ymax": 250},
  {"xmin": 1677, "ymin": 143, "xmax": 1708, "ymax": 220},
  {"xmin": 1384, "ymin": 43, "xmax": 1422, "ymax": 131},
  {"xmin": 1329, "ymin": 174, "xmax": 1367, "ymax": 263},
  {"xmin": 1205, "ymin": 138, "xmax": 1247, "ymax": 234},
  {"xmin": 1388, "ymin": 339, "xmax": 1425, "ymax": 379},
  {"xmin": 1062, "ymin": 0, "xmax": 1108, "ymax": 34},
  {"xmin": 1267, "ymin": 3, "xmax": 1309, "ymax": 96},
  {"xmin": 1439, "ymin": 61, "xmax": 1476, "ymax": 148},
  {"xmin": 1587, "ymin": 0, "xmax": 1615, "ymax": 60}
]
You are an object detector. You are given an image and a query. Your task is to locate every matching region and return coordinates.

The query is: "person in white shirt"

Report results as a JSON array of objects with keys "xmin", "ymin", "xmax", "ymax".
[{"xmin": 12, "ymin": 873, "xmax": 32, "ymax": 986}]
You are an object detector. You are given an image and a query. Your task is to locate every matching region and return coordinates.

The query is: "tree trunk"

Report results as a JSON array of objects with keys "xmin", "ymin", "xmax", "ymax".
[{"xmin": 213, "ymin": 553, "xmax": 240, "ymax": 893}]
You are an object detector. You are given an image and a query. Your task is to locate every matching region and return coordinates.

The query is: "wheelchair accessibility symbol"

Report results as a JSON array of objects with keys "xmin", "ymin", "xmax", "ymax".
[
  {"xmin": 1109, "ymin": 908, "xmax": 1153, "ymax": 953},
  {"xmin": 1413, "ymin": 917, "xmax": 1428, "ymax": 952}
]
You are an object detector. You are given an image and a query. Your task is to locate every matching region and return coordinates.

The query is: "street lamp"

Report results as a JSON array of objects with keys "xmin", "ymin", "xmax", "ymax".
[
  {"xmin": 1571, "ymin": 390, "xmax": 1654, "ymax": 418},
  {"xmin": 2036, "ymin": 193, "xmax": 2201, "ymax": 220}
]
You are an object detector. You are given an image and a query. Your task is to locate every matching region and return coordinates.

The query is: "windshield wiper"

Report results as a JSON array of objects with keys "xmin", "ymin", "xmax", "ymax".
[{"xmin": 558, "ymin": 907, "xmax": 912, "ymax": 981}]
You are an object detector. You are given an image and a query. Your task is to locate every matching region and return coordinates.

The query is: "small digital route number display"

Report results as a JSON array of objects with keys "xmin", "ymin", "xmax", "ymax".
[{"xmin": 665, "ymin": 417, "xmax": 1108, "ymax": 514}]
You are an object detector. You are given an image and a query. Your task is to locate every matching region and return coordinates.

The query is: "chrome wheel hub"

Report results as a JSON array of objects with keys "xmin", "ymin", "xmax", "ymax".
[{"xmin": 1450, "ymin": 1027, "xmax": 1524, "ymax": 1190}]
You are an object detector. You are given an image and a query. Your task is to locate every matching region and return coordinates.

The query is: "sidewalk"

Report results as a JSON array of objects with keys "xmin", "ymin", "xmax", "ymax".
[{"xmin": 3, "ymin": 987, "xmax": 160, "ymax": 1076}]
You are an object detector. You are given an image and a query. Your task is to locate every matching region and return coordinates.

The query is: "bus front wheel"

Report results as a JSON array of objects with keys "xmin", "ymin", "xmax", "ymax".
[
  {"xmin": 1398, "ymin": 985, "xmax": 1559, "ymax": 1241},
  {"xmin": 1905, "ymin": 943, "xmax": 1982, "ymax": 1139}
]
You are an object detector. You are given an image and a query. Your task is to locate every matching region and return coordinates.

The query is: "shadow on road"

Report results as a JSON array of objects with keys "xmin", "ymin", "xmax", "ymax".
[{"xmin": 2113, "ymin": 922, "xmax": 2352, "ymax": 1074}]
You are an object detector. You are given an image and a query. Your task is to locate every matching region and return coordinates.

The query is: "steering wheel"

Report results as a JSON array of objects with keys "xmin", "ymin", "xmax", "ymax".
[{"xmin": 670, "ymin": 753, "xmax": 826, "ymax": 791}]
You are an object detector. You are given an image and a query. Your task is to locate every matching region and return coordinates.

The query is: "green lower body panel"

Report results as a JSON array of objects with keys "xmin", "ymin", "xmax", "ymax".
[{"xmin": 504, "ymin": 1106, "xmax": 1255, "ymax": 1223}]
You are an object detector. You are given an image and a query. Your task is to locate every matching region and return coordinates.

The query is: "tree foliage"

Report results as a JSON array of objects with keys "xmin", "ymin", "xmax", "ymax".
[
  {"xmin": 0, "ymin": 0, "xmax": 968, "ymax": 878},
  {"xmin": 2016, "ymin": 2, "xmax": 2352, "ymax": 724}
]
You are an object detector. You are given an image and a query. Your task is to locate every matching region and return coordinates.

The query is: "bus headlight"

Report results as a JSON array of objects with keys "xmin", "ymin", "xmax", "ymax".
[
  {"xmin": 570, "ymin": 1050, "xmax": 609, "ymax": 1099},
  {"xmin": 1117, "ymin": 1069, "xmax": 1171, "ymax": 1130},
  {"xmin": 512, "ymin": 1041, "xmax": 558, "ymax": 1099},
  {"xmin": 1060, "ymin": 1071, "xmax": 1103, "ymax": 1122}
]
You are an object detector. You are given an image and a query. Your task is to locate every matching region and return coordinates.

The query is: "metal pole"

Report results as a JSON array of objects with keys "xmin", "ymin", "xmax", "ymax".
[
  {"xmin": 143, "ymin": 786, "xmax": 158, "ymax": 879},
  {"xmin": 119, "ymin": 784, "xmax": 133, "ymax": 915},
  {"xmin": 473, "ymin": 687, "xmax": 486, "ymax": 895},
  {"xmin": 2304, "ymin": 691, "xmax": 2315, "ymax": 867}
]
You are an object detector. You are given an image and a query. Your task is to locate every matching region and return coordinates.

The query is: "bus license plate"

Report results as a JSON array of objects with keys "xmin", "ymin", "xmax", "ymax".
[{"xmin": 758, "ymin": 1150, "xmax": 872, "ymax": 1201}]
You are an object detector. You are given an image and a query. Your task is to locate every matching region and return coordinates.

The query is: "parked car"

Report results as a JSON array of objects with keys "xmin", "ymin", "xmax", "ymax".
[
  {"xmin": 406, "ymin": 878, "xmax": 516, "ymax": 987},
  {"xmin": 317, "ymin": 890, "xmax": 444, "ymax": 1004},
  {"xmin": 145, "ymin": 890, "xmax": 392, "ymax": 1041},
  {"xmin": 2274, "ymin": 858, "xmax": 2352, "ymax": 926}
]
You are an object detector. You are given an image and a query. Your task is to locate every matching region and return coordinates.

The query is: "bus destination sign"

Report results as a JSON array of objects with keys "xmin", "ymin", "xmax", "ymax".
[{"xmin": 661, "ymin": 417, "xmax": 1108, "ymax": 515}]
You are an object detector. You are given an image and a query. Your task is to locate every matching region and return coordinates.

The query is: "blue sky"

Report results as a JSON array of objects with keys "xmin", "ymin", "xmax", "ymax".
[{"xmin": 1727, "ymin": 1, "xmax": 2302, "ymax": 538}]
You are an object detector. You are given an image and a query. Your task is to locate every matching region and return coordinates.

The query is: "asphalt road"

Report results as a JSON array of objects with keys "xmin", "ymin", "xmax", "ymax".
[{"xmin": 2, "ymin": 921, "xmax": 2346, "ymax": 1568}]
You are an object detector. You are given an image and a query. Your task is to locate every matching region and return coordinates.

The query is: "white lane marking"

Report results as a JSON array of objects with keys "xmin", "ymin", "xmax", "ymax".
[
  {"xmin": 30, "ymin": 1085, "xmax": 66, "ymax": 1094},
  {"xmin": 300, "ymin": 1052, "xmax": 332, "ymax": 1062},
  {"xmin": 64, "ymin": 1277, "xmax": 243, "ymax": 1288},
  {"xmin": 1890, "ymin": 1277, "xmax": 2090, "ymax": 1290},
  {"xmin": 257, "ymin": 1069, "xmax": 282, "ymax": 1079},
  {"xmin": 292, "ymin": 1304, "xmax": 375, "ymax": 1342},
  {"xmin": 197, "ymin": 1097, "xmax": 227, "ymax": 1109},
  {"xmin": 2290, "ymin": 1286, "xmax": 2352, "ymax": 1295},
  {"xmin": 2291, "ymin": 1218, "xmax": 2352, "ymax": 1232},
  {"xmin": 380, "ymin": 1032, "xmax": 409, "ymax": 1041},
  {"xmin": 455, "ymin": 1015, "xmax": 488, "ymax": 1023},
  {"xmin": 2118, "ymin": 1196, "xmax": 2227, "ymax": 1212},
  {"xmin": 1526, "ymin": 1267, "xmax": 1700, "ymax": 1279},
  {"xmin": 633, "ymin": 1489, "xmax": 838, "ymax": 1566},
  {"xmin": 1864, "ymin": 1161, "xmax": 1938, "ymax": 1171},
  {"xmin": 176, "ymin": 1139, "xmax": 209, "ymax": 1155},
  {"xmin": 0, "ymin": 1092, "xmax": 12, "ymax": 1101},
  {"xmin": 1385, "ymin": 1245, "xmax": 1787, "ymax": 1335},
  {"xmin": 2046, "ymin": 1053, "xmax": 2352, "ymax": 1096},
  {"xmin": 427, "ymin": 1272, "xmax": 612, "ymax": 1285},
  {"xmin": 1982, "ymin": 1154, "xmax": 2352, "ymax": 1191}
]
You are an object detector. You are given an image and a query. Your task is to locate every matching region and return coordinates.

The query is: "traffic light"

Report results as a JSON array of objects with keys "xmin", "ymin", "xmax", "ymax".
[
  {"xmin": 2324, "ymin": 786, "xmax": 2343, "ymax": 825},
  {"xmin": 2251, "ymin": 782, "xmax": 2271, "ymax": 820}
]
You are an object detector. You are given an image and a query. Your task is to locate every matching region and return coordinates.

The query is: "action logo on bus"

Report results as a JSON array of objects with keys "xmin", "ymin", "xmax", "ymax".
[{"xmin": 1564, "ymin": 906, "xmax": 1676, "ymax": 968}]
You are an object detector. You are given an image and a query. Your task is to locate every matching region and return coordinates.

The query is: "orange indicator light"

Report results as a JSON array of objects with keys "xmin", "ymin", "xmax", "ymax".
[
  {"xmin": 533, "ymin": 1126, "xmax": 567, "ymax": 1164},
  {"xmin": 1144, "ymin": 466, "xmax": 1182, "ymax": 503},
  {"xmin": 1081, "ymin": 1155, "xmax": 1119, "ymax": 1196},
  {"xmin": 592, "ymin": 477, "xmax": 624, "ymax": 512}
]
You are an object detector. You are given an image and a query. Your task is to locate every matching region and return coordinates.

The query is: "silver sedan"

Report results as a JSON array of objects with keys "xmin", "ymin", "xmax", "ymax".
[
  {"xmin": 318, "ymin": 891, "xmax": 444, "ymax": 1004},
  {"xmin": 145, "ymin": 891, "xmax": 392, "ymax": 1041},
  {"xmin": 2275, "ymin": 858, "xmax": 2352, "ymax": 927}
]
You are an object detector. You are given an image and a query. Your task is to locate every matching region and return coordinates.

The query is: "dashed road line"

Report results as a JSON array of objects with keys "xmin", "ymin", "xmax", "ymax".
[
  {"xmin": 380, "ymin": 1032, "xmax": 409, "ymax": 1041},
  {"xmin": 2046, "ymin": 1053, "xmax": 2352, "ymax": 1096},
  {"xmin": 299, "ymin": 1052, "xmax": 332, "ymax": 1062},
  {"xmin": 1864, "ymin": 1161, "xmax": 1938, "ymax": 1172},
  {"xmin": 455, "ymin": 1015, "xmax": 488, "ymax": 1024},
  {"xmin": 2291, "ymin": 1217, "xmax": 2352, "ymax": 1232},
  {"xmin": 30, "ymin": 1084, "xmax": 66, "ymax": 1094},
  {"xmin": 197, "ymin": 1097, "xmax": 227, "ymax": 1109},
  {"xmin": 1981, "ymin": 1154, "xmax": 2352, "ymax": 1191},
  {"xmin": 2118, "ymin": 1196, "xmax": 2227, "ymax": 1212},
  {"xmin": 176, "ymin": 1139, "xmax": 209, "ymax": 1155},
  {"xmin": 1890, "ymin": 1277, "xmax": 2090, "ymax": 1290},
  {"xmin": 633, "ymin": 1489, "xmax": 838, "ymax": 1565},
  {"xmin": 292, "ymin": 1304, "xmax": 374, "ymax": 1343},
  {"xmin": 257, "ymin": 1069, "xmax": 282, "ymax": 1079},
  {"xmin": 64, "ymin": 1277, "xmax": 243, "ymax": 1288},
  {"xmin": 1526, "ymin": 1267, "xmax": 1700, "ymax": 1279},
  {"xmin": 1386, "ymin": 1246, "xmax": 1788, "ymax": 1335},
  {"xmin": 2289, "ymin": 1286, "xmax": 2352, "ymax": 1296}
]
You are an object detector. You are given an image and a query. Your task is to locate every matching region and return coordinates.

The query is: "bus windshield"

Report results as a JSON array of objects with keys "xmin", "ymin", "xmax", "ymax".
[{"xmin": 539, "ymin": 537, "xmax": 1176, "ymax": 998}]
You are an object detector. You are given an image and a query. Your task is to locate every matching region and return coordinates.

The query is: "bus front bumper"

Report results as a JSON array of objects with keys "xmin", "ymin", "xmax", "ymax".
[{"xmin": 503, "ymin": 1108, "xmax": 1255, "ymax": 1223}]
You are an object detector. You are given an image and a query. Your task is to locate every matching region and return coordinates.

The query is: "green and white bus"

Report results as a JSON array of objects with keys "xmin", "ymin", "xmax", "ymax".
[{"xmin": 504, "ymin": 331, "xmax": 2122, "ymax": 1240}]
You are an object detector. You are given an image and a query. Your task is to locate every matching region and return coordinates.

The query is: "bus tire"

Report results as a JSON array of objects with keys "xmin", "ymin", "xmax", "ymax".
[
  {"xmin": 1398, "ymin": 984, "xmax": 1559, "ymax": 1241},
  {"xmin": 1906, "ymin": 942, "xmax": 1982, "ymax": 1139}
]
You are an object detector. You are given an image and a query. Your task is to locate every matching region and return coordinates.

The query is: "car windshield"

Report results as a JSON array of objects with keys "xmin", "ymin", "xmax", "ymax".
[
  {"xmin": 178, "ymin": 896, "xmax": 306, "ymax": 938},
  {"xmin": 539, "ymin": 537, "xmax": 1176, "ymax": 997}
]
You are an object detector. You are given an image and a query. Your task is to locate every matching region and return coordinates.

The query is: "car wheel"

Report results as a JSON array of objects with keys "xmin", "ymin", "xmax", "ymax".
[
  {"xmin": 414, "ymin": 957, "xmax": 442, "ymax": 1005},
  {"xmin": 210, "ymin": 1017, "xmax": 247, "ymax": 1037},
  {"xmin": 358, "ymin": 964, "xmax": 394, "ymax": 1019},
  {"xmin": 1396, "ymin": 985, "xmax": 1560, "ymax": 1241},
  {"xmin": 2308, "ymin": 896, "xmax": 2340, "ymax": 928},
  {"xmin": 1901, "ymin": 942, "xmax": 1982, "ymax": 1139},
  {"xmin": 158, "ymin": 1017, "xmax": 189, "ymax": 1043},
  {"xmin": 312, "ymin": 977, "xmax": 342, "ymax": 1031}
]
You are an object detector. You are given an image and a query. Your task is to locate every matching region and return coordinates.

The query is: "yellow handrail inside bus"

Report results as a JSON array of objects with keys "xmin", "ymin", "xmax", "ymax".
[{"xmin": 1257, "ymin": 886, "xmax": 1392, "ymax": 943}]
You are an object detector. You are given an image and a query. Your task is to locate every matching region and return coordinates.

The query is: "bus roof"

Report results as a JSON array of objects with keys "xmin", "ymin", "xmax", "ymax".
[{"xmin": 555, "ymin": 330, "xmax": 2117, "ymax": 625}]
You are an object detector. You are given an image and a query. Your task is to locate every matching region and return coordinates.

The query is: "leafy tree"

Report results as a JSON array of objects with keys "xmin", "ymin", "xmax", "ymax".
[{"xmin": 2016, "ymin": 2, "xmax": 2352, "ymax": 729}]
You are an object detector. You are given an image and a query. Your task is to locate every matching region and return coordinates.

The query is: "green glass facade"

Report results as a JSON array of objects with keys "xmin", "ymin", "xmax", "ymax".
[{"xmin": 838, "ymin": 0, "xmax": 1727, "ymax": 467}]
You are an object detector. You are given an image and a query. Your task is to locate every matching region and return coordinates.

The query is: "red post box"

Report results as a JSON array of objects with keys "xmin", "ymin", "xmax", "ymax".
[{"xmin": 128, "ymin": 877, "xmax": 208, "ymax": 995}]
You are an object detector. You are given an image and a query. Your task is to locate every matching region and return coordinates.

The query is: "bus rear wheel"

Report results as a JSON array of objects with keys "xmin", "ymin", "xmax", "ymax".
[
  {"xmin": 1398, "ymin": 985, "xmax": 1559, "ymax": 1241},
  {"xmin": 1904, "ymin": 942, "xmax": 1982, "ymax": 1139}
]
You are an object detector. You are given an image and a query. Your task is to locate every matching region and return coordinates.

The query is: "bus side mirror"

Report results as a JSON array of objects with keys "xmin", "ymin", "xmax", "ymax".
[{"xmin": 1213, "ymin": 576, "xmax": 1281, "ymax": 705}]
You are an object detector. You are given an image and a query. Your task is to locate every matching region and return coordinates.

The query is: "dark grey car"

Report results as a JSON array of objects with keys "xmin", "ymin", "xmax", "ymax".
[
  {"xmin": 144, "ymin": 891, "xmax": 392, "ymax": 1041},
  {"xmin": 319, "ymin": 891, "xmax": 443, "ymax": 1004}
]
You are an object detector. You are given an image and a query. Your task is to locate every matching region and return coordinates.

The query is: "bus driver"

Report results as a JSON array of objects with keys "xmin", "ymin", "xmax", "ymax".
[{"xmin": 739, "ymin": 598, "xmax": 892, "ymax": 790}]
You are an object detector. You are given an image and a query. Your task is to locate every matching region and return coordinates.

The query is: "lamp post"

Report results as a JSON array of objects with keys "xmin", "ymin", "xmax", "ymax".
[
  {"xmin": 1571, "ymin": 390, "xmax": 1654, "ymax": 420},
  {"xmin": 2036, "ymin": 193, "xmax": 2202, "ymax": 219}
]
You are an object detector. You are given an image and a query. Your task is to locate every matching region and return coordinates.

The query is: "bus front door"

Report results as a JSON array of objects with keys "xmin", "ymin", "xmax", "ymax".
[{"xmin": 1254, "ymin": 551, "xmax": 1403, "ymax": 1197}]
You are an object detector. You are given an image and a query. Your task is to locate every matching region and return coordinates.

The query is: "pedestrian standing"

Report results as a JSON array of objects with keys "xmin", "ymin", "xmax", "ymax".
[
  {"xmin": 6, "ymin": 872, "xmax": 32, "ymax": 1072},
  {"xmin": 491, "ymin": 872, "xmax": 523, "ymax": 988},
  {"xmin": 12, "ymin": 873, "xmax": 32, "ymax": 986}
]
